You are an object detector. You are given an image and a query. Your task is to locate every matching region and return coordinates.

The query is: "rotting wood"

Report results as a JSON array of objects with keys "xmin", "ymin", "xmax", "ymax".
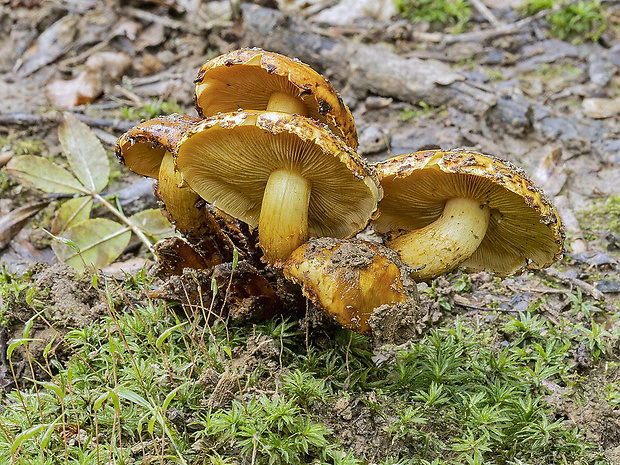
[{"xmin": 240, "ymin": 5, "xmax": 498, "ymax": 114}]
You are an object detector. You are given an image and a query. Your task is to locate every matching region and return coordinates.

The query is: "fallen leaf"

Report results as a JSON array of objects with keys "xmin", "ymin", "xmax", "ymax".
[
  {"xmin": 85, "ymin": 52, "xmax": 132, "ymax": 83},
  {"xmin": 533, "ymin": 146, "xmax": 567, "ymax": 197},
  {"xmin": 0, "ymin": 201, "xmax": 49, "ymax": 249},
  {"xmin": 46, "ymin": 71, "xmax": 102, "ymax": 108},
  {"xmin": 17, "ymin": 15, "xmax": 79, "ymax": 77},
  {"xmin": 58, "ymin": 113, "xmax": 109, "ymax": 193},
  {"xmin": 6, "ymin": 155, "xmax": 85, "ymax": 194},
  {"xmin": 0, "ymin": 152, "xmax": 13, "ymax": 169},
  {"xmin": 135, "ymin": 23, "xmax": 166, "ymax": 51},
  {"xmin": 51, "ymin": 196, "xmax": 93, "ymax": 235},
  {"xmin": 51, "ymin": 218, "xmax": 132, "ymax": 274},
  {"xmin": 129, "ymin": 209, "xmax": 174, "ymax": 241},
  {"xmin": 47, "ymin": 52, "xmax": 131, "ymax": 108}
]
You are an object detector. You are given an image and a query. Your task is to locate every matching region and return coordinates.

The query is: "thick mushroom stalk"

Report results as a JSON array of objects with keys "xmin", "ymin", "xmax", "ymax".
[
  {"xmin": 266, "ymin": 92, "xmax": 308, "ymax": 115},
  {"xmin": 158, "ymin": 151, "xmax": 203, "ymax": 234},
  {"xmin": 259, "ymin": 169, "xmax": 311, "ymax": 263},
  {"xmin": 388, "ymin": 197, "xmax": 490, "ymax": 281}
]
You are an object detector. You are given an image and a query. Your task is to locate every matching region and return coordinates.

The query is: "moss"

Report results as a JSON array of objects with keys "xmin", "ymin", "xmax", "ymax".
[
  {"xmin": 577, "ymin": 196, "xmax": 620, "ymax": 237},
  {"xmin": 522, "ymin": 0, "xmax": 609, "ymax": 43},
  {"xmin": 394, "ymin": 0, "xmax": 472, "ymax": 33},
  {"xmin": 118, "ymin": 98, "xmax": 185, "ymax": 121}
]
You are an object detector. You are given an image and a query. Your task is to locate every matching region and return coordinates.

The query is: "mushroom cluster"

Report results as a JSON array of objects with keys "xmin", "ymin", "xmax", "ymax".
[{"xmin": 115, "ymin": 48, "xmax": 564, "ymax": 336}]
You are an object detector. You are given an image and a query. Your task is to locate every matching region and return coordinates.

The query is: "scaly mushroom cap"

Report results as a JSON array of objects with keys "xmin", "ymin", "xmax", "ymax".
[
  {"xmin": 194, "ymin": 48, "xmax": 358, "ymax": 150},
  {"xmin": 284, "ymin": 238, "xmax": 414, "ymax": 334},
  {"xmin": 374, "ymin": 149, "xmax": 564, "ymax": 276},
  {"xmin": 115, "ymin": 114, "xmax": 200, "ymax": 178},
  {"xmin": 175, "ymin": 110, "xmax": 379, "ymax": 241}
]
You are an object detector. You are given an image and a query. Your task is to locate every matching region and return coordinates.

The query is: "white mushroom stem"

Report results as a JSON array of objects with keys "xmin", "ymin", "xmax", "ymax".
[
  {"xmin": 259, "ymin": 169, "xmax": 311, "ymax": 263},
  {"xmin": 267, "ymin": 91, "xmax": 308, "ymax": 116},
  {"xmin": 388, "ymin": 197, "xmax": 491, "ymax": 281}
]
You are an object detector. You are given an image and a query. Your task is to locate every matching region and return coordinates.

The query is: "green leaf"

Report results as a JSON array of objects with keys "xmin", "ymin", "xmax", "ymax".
[
  {"xmin": 11, "ymin": 424, "xmax": 47, "ymax": 455},
  {"xmin": 116, "ymin": 387, "xmax": 151, "ymax": 410},
  {"xmin": 51, "ymin": 196, "xmax": 93, "ymax": 235},
  {"xmin": 58, "ymin": 112, "xmax": 109, "ymax": 193},
  {"xmin": 129, "ymin": 209, "xmax": 174, "ymax": 241},
  {"xmin": 6, "ymin": 155, "xmax": 86, "ymax": 194},
  {"xmin": 7, "ymin": 338, "xmax": 41, "ymax": 360},
  {"xmin": 40, "ymin": 418, "xmax": 60, "ymax": 452},
  {"xmin": 162, "ymin": 383, "xmax": 187, "ymax": 412},
  {"xmin": 155, "ymin": 322, "xmax": 188, "ymax": 348},
  {"xmin": 94, "ymin": 390, "xmax": 117, "ymax": 411},
  {"xmin": 28, "ymin": 378, "xmax": 65, "ymax": 399},
  {"xmin": 51, "ymin": 218, "xmax": 131, "ymax": 274},
  {"xmin": 22, "ymin": 316, "xmax": 34, "ymax": 339}
]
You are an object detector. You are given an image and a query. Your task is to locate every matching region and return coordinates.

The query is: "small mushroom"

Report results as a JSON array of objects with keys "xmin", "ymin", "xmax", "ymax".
[
  {"xmin": 115, "ymin": 114, "xmax": 238, "ymax": 264},
  {"xmin": 283, "ymin": 238, "xmax": 417, "ymax": 334},
  {"xmin": 194, "ymin": 48, "xmax": 358, "ymax": 149},
  {"xmin": 373, "ymin": 150, "xmax": 564, "ymax": 281},
  {"xmin": 115, "ymin": 114, "xmax": 201, "ymax": 233},
  {"xmin": 174, "ymin": 110, "xmax": 380, "ymax": 264}
]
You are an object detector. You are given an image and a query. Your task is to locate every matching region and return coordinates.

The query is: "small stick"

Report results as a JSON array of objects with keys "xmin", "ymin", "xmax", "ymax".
[
  {"xmin": 442, "ymin": 0, "xmax": 583, "ymax": 43},
  {"xmin": 468, "ymin": 0, "xmax": 501, "ymax": 26},
  {"xmin": 0, "ymin": 112, "xmax": 136, "ymax": 133},
  {"xmin": 542, "ymin": 268, "xmax": 606, "ymax": 301}
]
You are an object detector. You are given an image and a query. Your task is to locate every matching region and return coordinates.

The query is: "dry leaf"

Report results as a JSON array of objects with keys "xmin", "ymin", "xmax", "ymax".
[
  {"xmin": 47, "ymin": 52, "xmax": 131, "ymax": 108},
  {"xmin": 0, "ymin": 201, "xmax": 49, "ymax": 250},
  {"xmin": 46, "ymin": 71, "xmax": 102, "ymax": 108},
  {"xmin": 17, "ymin": 15, "xmax": 79, "ymax": 77}
]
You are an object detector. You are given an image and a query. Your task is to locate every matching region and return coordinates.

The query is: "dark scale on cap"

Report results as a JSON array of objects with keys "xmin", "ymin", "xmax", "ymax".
[{"xmin": 318, "ymin": 100, "xmax": 332, "ymax": 115}]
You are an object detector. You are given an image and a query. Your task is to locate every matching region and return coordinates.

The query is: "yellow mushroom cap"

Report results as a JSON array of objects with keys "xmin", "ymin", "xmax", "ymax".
[
  {"xmin": 174, "ymin": 110, "xmax": 380, "ymax": 240},
  {"xmin": 373, "ymin": 149, "xmax": 565, "ymax": 276},
  {"xmin": 194, "ymin": 48, "xmax": 358, "ymax": 150},
  {"xmin": 115, "ymin": 114, "xmax": 201, "ymax": 178},
  {"xmin": 283, "ymin": 238, "xmax": 414, "ymax": 334}
]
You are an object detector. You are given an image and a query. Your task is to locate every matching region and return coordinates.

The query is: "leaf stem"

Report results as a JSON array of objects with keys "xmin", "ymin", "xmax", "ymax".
[{"xmin": 92, "ymin": 192, "xmax": 154, "ymax": 253}]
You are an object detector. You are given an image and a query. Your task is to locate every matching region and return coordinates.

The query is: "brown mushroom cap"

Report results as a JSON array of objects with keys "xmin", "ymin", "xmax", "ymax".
[
  {"xmin": 373, "ymin": 149, "xmax": 564, "ymax": 276},
  {"xmin": 284, "ymin": 238, "xmax": 414, "ymax": 334},
  {"xmin": 175, "ymin": 110, "xmax": 379, "ymax": 242},
  {"xmin": 115, "ymin": 114, "xmax": 200, "ymax": 178},
  {"xmin": 194, "ymin": 48, "xmax": 358, "ymax": 150}
]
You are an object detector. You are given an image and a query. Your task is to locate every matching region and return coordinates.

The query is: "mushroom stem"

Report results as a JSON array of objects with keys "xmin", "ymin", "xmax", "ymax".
[
  {"xmin": 266, "ymin": 91, "xmax": 308, "ymax": 115},
  {"xmin": 388, "ymin": 197, "xmax": 490, "ymax": 281},
  {"xmin": 158, "ymin": 151, "xmax": 203, "ymax": 235},
  {"xmin": 259, "ymin": 169, "xmax": 311, "ymax": 263}
]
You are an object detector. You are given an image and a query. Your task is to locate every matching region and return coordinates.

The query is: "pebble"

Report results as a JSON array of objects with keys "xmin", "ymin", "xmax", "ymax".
[{"xmin": 588, "ymin": 53, "xmax": 615, "ymax": 88}]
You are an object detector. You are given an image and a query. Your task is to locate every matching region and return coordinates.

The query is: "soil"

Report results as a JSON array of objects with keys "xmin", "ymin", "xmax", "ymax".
[{"xmin": 1, "ymin": 0, "xmax": 620, "ymax": 462}]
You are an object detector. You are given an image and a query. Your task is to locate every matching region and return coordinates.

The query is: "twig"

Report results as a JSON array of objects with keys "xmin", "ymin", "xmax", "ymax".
[
  {"xmin": 58, "ymin": 39, "xmax": 110, "ymax": 67},
  {"xmin": 92, "ymin": 192, "xmax": 154, "ymax": 253},
  {"xmin": 468, "ymin": 0, "xmax": 501, "ymax": 26},
  {"xmin": 113, "ymin": 85, "xmax": 144, "ymax": 108},
  {"xmin": 442, "ymin": 0, "xmax": 583, "ymax": 43},
  {"xmin": 122, "ymin": 7, "xmax": 205, "ymax": 33},
  {"xmin": 541, "ymin": 268, "xmax": 606, "ymax": 301},
  {"xmin": 0, "ymin": 112, "xmax": 136, "ymax": 133}
]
